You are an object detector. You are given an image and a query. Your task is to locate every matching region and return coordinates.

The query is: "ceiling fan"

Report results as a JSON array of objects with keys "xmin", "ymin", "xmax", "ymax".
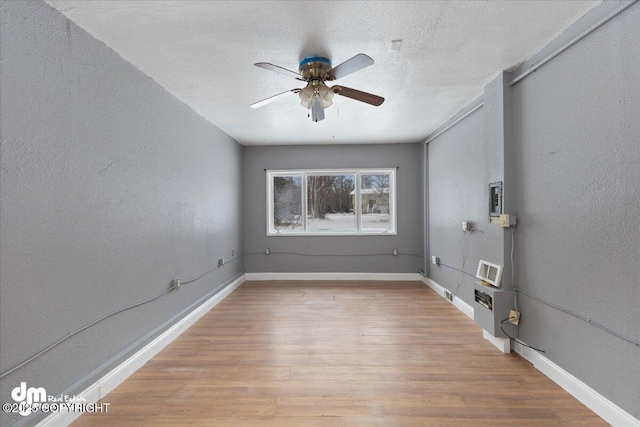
[{"xmin": 250, "ymin": 54, "xmax": 384, "ymax": 122}]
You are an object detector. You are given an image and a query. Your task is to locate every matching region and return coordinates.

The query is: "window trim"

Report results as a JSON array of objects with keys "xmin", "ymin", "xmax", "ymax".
[{"xmin": 266, "ymin": 168, "xmax": 397, "ymax": 236}]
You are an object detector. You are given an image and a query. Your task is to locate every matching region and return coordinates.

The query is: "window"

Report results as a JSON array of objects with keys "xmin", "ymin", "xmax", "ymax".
[{"xmin": 267, "ymin": 169, "xmax": 396, "ymax": 235}]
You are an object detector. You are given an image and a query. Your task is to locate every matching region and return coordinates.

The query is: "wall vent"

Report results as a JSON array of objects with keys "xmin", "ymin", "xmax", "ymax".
[{"xmin": 476, "ymin": 260, "xmax": 503, "ymax": 288}]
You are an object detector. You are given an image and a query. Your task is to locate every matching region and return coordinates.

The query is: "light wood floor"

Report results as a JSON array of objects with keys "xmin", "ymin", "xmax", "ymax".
[{"xmin": 74, "ymin": 281, "xmax": 606, "ymax": 426}]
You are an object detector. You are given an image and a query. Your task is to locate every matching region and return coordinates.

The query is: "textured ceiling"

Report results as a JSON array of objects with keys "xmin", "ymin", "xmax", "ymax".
[{"xmin": 46, "ymin": 0, "xmax": 599, "ymax": 145}]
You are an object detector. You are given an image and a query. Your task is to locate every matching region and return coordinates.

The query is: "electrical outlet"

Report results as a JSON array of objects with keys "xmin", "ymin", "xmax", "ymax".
[
  {"xmin": 431, "ymin": 256, "xmax": 440, "ymax": 265},
  {"xmin": 499, "ymin": 214, "xmax": 517, "ymax": 228},
  {"xmin": 509, "ymin": 309, "xmax": 520, "ymax": 325},
  {"xmin": 170, "ymin": 279, "xmax": 181, "ymax": 290},
  {"xmin": 265, "ymin": 248, "xmax": 270, "ymax": 255},
  {"xmin": 218, "ymin": 258, "xmax": 224, "ymax": 267},
  {"xmin": 462, "ymin": 221, "xmax": 473, "ymax": 232},
  {"xmin": 392, "ymin": 249, "xmax": 398, "ymax": 256}
]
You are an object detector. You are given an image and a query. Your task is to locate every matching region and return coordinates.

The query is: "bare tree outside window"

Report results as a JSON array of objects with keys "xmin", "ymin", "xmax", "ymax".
[
  {"xmin": 360, "ymin": 174, "xmax": 391, "ymax": 230},
  {"xmin": 307, "ymin": 174, "xmax": 355, "ymax": 231},
  {"xmin": 273, "ymin": 175, "xmax": 302, "ymax": 230},
  {"xmin": 267, "ymin": 169, "xmax": 395, "ymax": 235}
]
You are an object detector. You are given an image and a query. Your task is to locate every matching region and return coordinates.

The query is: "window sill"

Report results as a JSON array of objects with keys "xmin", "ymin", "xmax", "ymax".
[{"xmin": 267, "ymin": 231, "xmax": 397, "ymax": 237}]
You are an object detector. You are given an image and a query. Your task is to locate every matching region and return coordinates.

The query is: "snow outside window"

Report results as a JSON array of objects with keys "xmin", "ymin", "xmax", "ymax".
[{"xmin": 267, "ymin": 169, "xmax": 396, "ymax": 236}]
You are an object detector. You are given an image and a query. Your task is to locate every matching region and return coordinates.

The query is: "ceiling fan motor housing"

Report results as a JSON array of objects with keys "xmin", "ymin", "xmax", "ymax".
[{"xmin": 299, "ymin": 56, "xmax": 332, "ymax": 81}]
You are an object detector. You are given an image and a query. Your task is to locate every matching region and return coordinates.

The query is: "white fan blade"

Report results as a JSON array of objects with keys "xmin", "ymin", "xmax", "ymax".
[
  {"xmin": 327, "ymin": 54, "xmax": 374, "ymax": 80},
  {"xmin": 311, "ymin": 97, "xmax": 325, "ymax": 122},
  {"xmin": 250, "ymin": 89, "xmax": 299, "ymax": 109},
  {"xmin": 254, "ymin": 62, "xmax": 304, "ymax": 80}
]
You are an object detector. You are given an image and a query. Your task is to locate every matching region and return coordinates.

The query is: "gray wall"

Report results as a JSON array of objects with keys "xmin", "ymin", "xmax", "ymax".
[
  {"xmin": 0, "ymin": 2, "xmax": 243, "ymax": 425},
  {"xmin": 243, "ymin": 144, "xmax": 423, "ymax": 273},
  {"xmin": 511, "ymin": 1, "xmax": 640, "ymax": 417},
  {"xmin": 427, "ymin": 106, "xmax": 500, "ymax": 303},
  {"xmin": 427, "ymin": 2, "xmax": 639, "ymax": 418}
]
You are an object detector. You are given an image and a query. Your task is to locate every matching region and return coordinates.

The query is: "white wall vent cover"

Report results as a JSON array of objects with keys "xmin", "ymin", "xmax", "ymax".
[{"xmin": 476, "ymin": 260, "xmax": 503, "ymax": 288}]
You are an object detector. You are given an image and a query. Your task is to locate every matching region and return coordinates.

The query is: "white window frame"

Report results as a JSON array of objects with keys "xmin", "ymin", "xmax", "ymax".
[{"xmin": 267, "ymin": 168, "xmax": 397, "ymax": 236}]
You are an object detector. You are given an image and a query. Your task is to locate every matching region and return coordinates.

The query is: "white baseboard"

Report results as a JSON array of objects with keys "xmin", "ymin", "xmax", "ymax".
[
  {"xmin": 34, "ymin": 272, "xmax": 638, "ymax": 427},
  {"xmin": 422, "ymin": 276, "xmax": 639, "ymax": 426},
  {"xmin": 36, "ymin": 274, "xmax": 246, "ymax": 427},
  {"xmin": 420, "ymin": 276, "xmax": 474, "ymax": 319},
  {"xmin": 245, "ymin": 272, "xmax": 422, "ymax": 282},
  {"xmin": 514, "ymin": 342, "xmax": 640, "ymax": 427},
  {"xmin": 482, "ymin": 329, "xmax": 511, "ymax": 353}
]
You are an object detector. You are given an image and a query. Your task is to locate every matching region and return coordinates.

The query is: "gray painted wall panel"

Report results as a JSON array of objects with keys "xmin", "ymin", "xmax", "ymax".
[
  {"xmin": 427, "ymin": 2, "xmax": 639, "ymax": 418},
  {"xmin": 427, "ymin": 107, "xmax": 503, "ymax": 304},
  {"xmin": 0, "ymin": 2, "xmax": 243, "ymax": 425},
  {"xmin": 512, "ymin": 2, "xmax": 640, "ymax": 416},
  {"xmin": 243, "ymin": 144, "xmax": 423, "ymax": 273}
]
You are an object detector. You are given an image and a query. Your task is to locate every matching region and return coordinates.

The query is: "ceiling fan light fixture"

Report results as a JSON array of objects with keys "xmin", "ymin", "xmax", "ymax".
[
  {"xmin": 299, "ymin": 85, "xmax": 314, "ymax": 108},
  {"xmin": 319, "ymin": 97, "xmax": 333, "ymax": 109},
  {"xmin": 318, "ymin": 85, "xmax": 334, "ymax": 109}
]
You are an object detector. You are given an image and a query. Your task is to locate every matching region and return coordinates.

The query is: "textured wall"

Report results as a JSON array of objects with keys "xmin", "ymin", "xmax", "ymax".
[
  {"xmin": 427, "ymin": 2, "xmax": 640, "ymax": 418},
  {"xmin": 243, "ymin": 144, "xmax": 423, "ymax": 273},
  {"xmin": 0, "ymin": 2, "xmax": 243, "ymax": 425},
  {"xmin": 511, "ymin": 2, "xmax": 640, "ymax": 417},
  {"xmin": 427, "ymin": 107, "xmax": 503, "ymax": 304}
]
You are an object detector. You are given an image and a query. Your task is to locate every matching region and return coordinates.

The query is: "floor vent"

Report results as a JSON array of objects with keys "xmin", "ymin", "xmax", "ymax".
[{"xmin": 444, "ymin": 290, "xmax": 454, "ymax": 302}]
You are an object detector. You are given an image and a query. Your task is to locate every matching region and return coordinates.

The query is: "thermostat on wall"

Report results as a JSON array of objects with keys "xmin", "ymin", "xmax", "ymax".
[{"xmin": 476, "ymin": 260, "xmax": 503, "ymax": 288}]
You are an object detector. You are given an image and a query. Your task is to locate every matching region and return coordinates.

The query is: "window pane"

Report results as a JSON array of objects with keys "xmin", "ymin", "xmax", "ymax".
[
  {"xmin": 273, "ymin": 175, "xmax": 302, "ymax": 231},
  {"xmin": 360, "ymin": 174, "xmax": 391, "ymax": 231},
  {"xmin": 307, "ymin": 174, "xmax": 356, "ymax": 231}
]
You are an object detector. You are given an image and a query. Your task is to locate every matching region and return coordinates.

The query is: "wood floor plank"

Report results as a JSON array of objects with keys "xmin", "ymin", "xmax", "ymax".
[{"xmin": 73, "ymin": 281, "xmax": 607, "ymax": 426}]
